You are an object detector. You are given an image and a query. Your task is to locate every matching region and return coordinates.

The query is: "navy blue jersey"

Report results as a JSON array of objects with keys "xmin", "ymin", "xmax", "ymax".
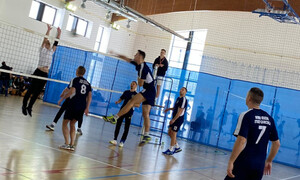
[
  {"xmin": 234, "ymin": 109, "xmax": 279, "ymax": 162},
  {"xmin": 130, "ymin": 61, "xmax": 155, "ymax": 90},
  {"xmin": 120, "ymin": 90, "xmax": 137, "ymax": 115},
  {"xmin": 172, "ymin": 96, "xmax": 188, "ymax": 118},
  {"xmin": 69, "ymin": 76, "xmax": 92, "ymax": 111}
]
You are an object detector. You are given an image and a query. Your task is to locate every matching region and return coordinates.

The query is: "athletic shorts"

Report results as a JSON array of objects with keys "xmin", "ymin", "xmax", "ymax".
[
  {"xmin": 224, "ymin": 159, "xmax": 264, "ymax": 180},
  {"xmin": 156, "ymin": 76, "xmax": 164, "ymax": 86},
  {"xmin": 169, "ymin": 116, "xmax": 184, "ymax": 132},
  {"xmin": 64, "ymin": 107, "xmax": 84, "ymax": 122},
  {"xmin": 141, "ymin": 87, "xmax": 156, "ymax": 106}
]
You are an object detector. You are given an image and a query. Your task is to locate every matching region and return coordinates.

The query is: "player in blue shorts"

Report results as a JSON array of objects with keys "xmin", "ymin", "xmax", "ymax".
[
  {"xmin": 225, "ymin": 87, "xmax": 280, "ymax": 180},
  {"xmin": 163, "ymin": 87, "xmax": 188, "ymax": 155},
  {"xmin": 58, "ymin": 66, "xmax": 92, "ymax": 151},
  {"xmin": 103, "ymin": 50, "xmax": 156, "ymax": 144}
]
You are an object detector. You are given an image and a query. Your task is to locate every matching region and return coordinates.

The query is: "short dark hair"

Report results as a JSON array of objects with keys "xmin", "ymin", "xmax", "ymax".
[
  {"xmin": 132, "ymin": 81, "xmax": 137, "ymax": 85},
  {"xmin": 138, "ymin": 50, "xmax": 146, "ymax": 59},
  {"xmin": 248, "ymin": 87, "xmax": 264, "ymax": 104},
  {"xmin": 161, "ymin": 49, "xmax": 166, "ymax": 53},
  {"xmin": 182, "ymin": 87, "xmax": 187, "ymax": 92},
  {"xmin": 2, "ymin": 61, "xmax": 5, "ymax": 66},
  {"xmin": 77, "ymin": 66, "xmax": 86, "ymax": 76}
]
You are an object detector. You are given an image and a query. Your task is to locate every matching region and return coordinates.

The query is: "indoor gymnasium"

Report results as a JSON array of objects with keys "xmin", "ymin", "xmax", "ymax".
[{"xmin": 0, "ymin": 0, "xmax": 300, "ymax": 179}]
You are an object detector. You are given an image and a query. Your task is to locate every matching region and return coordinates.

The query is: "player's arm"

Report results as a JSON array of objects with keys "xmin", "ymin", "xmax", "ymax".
[
  {"xmin": 227, "ymin": 136, "xmax": 247, "ymax": 178},
  {"xmin": 138, "ymin": 78, "xmax": 144, "ymax": 87},
  {"xmin": 42, "ymin": 24, "xmax": 52, "ymax": 47},
  {"xmin": 85, "ymin": 91, "xmax": 92, "ymax": 115},
  {"xmin": 169, "ymin": 107, "xmax": 184, "ymax": 124},
  {"xmin": 52, "ymin": 27, "xmax": 61, "ymax": 52},
  {"xmin": 264, "ymin": 140, "xmax": 280, "ymax": 175},
  {"xmin": 134, "ymin": 103, "xmax": 140, "ymax": 107},
  {"xmin": 63, "ymin": 87, "xmax": 75, "ymax": 99},
  {"xmin": 164, "ymin": 107, "xmax": 174, "ymax": 113},
  {"xmin": 115, "ymin": 98, "xmax": 123, "ymax": 104}
]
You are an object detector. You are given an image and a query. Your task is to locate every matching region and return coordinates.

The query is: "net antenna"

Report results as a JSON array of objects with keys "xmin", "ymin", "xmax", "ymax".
[{"xmin": 252, "ymin": 0, "xmax": 300, "ymax": 24}]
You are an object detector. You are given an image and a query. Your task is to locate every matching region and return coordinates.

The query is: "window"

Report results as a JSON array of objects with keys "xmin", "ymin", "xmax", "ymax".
[
  {"xmin": 94, "ymin": 26, "xmax": 104, "ymax": 52},
  {"xmin": 29, "ymin": 0, "xmax": 57, "ymax": 25},
  {"xmin": 168, "ymin": 30, "xmax": 207, "ymax": 72},
  {"xmin": 66, "ymin": 14, "xmax": 89, "ymax": 37}
]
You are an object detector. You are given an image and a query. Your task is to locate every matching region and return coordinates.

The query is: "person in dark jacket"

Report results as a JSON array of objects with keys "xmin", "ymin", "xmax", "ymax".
[
  {"xmin": 152, "ymin": 49, "xmax": 168, "ymax": 104},
  {"xmin": 0, "ymin": 61, "xmax": 12, "ymax": 97}
]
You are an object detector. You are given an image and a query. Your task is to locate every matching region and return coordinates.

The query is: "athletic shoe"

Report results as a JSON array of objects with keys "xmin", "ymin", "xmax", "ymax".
[
  {"xmin": 77, "ymin": 129, "xmax": 83, "ymax": 135},
  {"xmin": 22, "ymin": 106, "xmax": 27, "ymax": 116},
  {"xmin": 46, "ymin": 124, "xmax": 55, "ymax": 131},
  {"xmin": 59, "ymin": 144, "xmax": 70, "ymax": 150},
  {"xmin": 141, "ymin": 135, "xmax": 151, "ymax": 144},
  {"xmin": 174, "ymin": 147, "xmax": 182, "ymax": 153},
  {"xmin": 119, "ymin": 141, "xmax": 124, "ymax": 147},
  {"xmin": 103, "ymin": 115, "xmax": 117, "ymax": 124},
  {"xmin": 109, "ymin": 140, "xmax": 117, "ymax": 145},
  {"xmin": 27, "ymin": 108, "xmax": 32, "ymax": 117},
  {"xmin": 163, "ymin": 149, "xmax": 175, "ymax": 155},
  {"xmin": 69, "ymin": 145, "xmax": 75, "ymax": 151}
]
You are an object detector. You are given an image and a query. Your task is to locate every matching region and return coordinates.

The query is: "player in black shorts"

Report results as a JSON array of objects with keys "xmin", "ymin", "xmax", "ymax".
[
  {"xmin": 103, "ymin": 50, "xmax": 156, "ymax": 144},
  {"xmin": 163, "ymin": 87, "xmax": 188, "ymax": 155},
  {"xmin": 45, "ymin": 87, "xmax": 84, "ymax": 135},
  {"xmin": 109, "ymin": 81, "xmax": 139, "ymax": 147},
  {"xmin": 58, "ymin": 66, "xmax": 92, "ymax": 151},
  {"xmin": 225, "ymin": 87, "xmax": 280, "ymax": 180}
]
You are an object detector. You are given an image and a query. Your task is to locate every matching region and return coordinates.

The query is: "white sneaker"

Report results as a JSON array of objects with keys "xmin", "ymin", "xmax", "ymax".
[
  {"xmin": 109, "ymin": 140, "xmax": 117, "ymax": 145},
  {"xmin": 119, "ymin": 142, "xmax": 124, "ymax": 147}
]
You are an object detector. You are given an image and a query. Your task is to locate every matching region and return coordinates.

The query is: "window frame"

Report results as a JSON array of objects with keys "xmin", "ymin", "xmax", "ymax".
[
  {"xmin": 29, "ymin": 0, "xmax": 57, "ymax": 26},
  {"xmin": 66, "ymin": 14, "xmax": 89, "ymax": 37}
]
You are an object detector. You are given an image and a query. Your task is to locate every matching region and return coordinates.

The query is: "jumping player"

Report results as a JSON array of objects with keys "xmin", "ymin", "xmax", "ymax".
[{"xmin": 103, "ymin": 50, "xmax": 156, "ymax": 144}]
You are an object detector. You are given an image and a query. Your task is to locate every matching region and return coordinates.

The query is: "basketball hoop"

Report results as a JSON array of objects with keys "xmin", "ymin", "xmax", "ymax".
[{"xmin": 252, "ymin": 0, "xmax": 300, "ymax": 24}]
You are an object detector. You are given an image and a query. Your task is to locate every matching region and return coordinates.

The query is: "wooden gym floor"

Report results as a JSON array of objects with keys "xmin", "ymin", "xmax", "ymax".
[{"xmin": 0, "ymin": 96, "xmax": 299, "ymax": 180}]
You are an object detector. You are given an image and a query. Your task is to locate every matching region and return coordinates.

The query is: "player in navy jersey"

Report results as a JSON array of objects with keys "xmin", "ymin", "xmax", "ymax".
[
  {"xmin": 225, "ymin": 87, "xmax": 280, "ymax": 180},
  {"xmin": 109, "ymin": 81, "xmax": 139, "ymax": 147},
  {"xmin": 58, "ymin": 66, "xmax": 92, "ymax": 151},
  {"xmin": 163, "ymin": 87, "xmax": 188, "ymax": 155},
  {"xmin": 103, "ymin": 50, "xmax": 156, "ymax": 144}
]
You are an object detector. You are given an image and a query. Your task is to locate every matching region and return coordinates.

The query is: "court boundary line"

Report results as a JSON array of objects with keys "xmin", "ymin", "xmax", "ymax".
[
  {"xmin": 281, "ymin": 174, "xmax": 300, "ymax": 180},
  {"xmin": 0, "ymin": 131, "xmax": 149, "ymax": 179}
]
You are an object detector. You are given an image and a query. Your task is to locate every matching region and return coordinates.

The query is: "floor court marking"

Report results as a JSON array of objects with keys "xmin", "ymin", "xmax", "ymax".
[
  {"xmin": 0, "ymin": 166, "xmax": 33, "ymax": 180},
  {"xmin": 0, "ymin": 131, "xmax": 149, "ymax": 179},
  {"xmin": 79, "ymin": 166, "xmax": 218, "ymax": 180},
  {"xmin": 281, "ymin": 174, "xmax": 300, "ymax": 180}
]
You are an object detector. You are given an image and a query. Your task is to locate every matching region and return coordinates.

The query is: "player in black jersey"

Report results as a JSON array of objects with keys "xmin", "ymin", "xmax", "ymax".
[
  {"xmin": 225, "ymin": 87, "xmax": 280, "ymax": 180},
  {"xmin": 104, "ymin": 50, "xmax": 156, "ymax": 144},
  {"xmin": 163, "ymin": 87, "xmax": 188, "ymax": 155},
  {"xmin": 109, "ymin": 81, "xmax": 139, "ymax": 147},
  {"xmin": 58, "ymin": 66, "xmax": 92, "ymax": 151}
]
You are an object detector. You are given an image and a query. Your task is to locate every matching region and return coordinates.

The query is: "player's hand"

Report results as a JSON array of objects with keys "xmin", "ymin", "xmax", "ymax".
[
  {"xmin": 84, "ymin": 108, "xmax": 89, "ymax": 116},
  {"xmin": 264, "ymin": 161, "xmax": 272, "ymax": 175},
  {"xmin": 159, "ymin": 64, "xmax": 164, "ymax": 67},
  {"xmin": 155, "ymin": 64, "xmax": 159, "ymax": 67},
  {"xmin": 47, "ymin": 24, "xmax": 52, "ymax": 31},
  {"xmin": 169, "ymin": 119, "xmax": 175, "ymax": 125},
  {"xmin": 58, "ymin": 99, "xmax": 63, "ymax": 105},
  {"xmin": 57, "ymin": 27, "xmax": 61, "ymax": 34},
  {"xmin": 227, "ymin": 162, "xmax": 235, "ymax": 178}
]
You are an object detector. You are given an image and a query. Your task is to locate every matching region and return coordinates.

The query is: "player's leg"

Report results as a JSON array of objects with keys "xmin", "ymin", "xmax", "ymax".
[
  {"xmin": 104, "ymin": 93, "xmax": 145, "ymax": 123},
  {"xmin": 59, "ymin": 119, "xmax": 71, "ymax": 150},
  {"xmin": 120, "ymin": 114, "xmax": 132, "ymax": 147},
  {"xmin": 69, "ymin": 119, "xmax": 77, "ymax": 151},
  {"xmin": 110, "ymin": 115, "xmax": 124, "ymax": 145},
  {"xmin": 22, "ymin": 86, "xmax": 34, "ymax": 115},
  {"xmin": 141, "ymin": 104, "xmax": 151, "ymax": 143},
  {"xmin": 77, "ymin": 118, "xmax": 83, "ymax": 135},
  {"xmin": 46, "ymin": 100, "xmax": 68, "ymax": 131}
]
